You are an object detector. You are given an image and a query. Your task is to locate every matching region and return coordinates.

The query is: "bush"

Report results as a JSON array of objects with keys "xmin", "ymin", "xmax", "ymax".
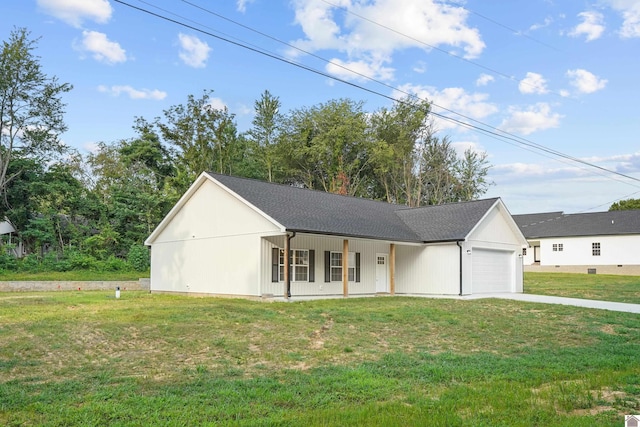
[{"xmin": 127, "ymin": 244, "xmax": 150, "ymax": 271}]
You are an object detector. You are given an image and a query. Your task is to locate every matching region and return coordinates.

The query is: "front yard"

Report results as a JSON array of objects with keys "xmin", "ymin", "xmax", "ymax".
[{"xmin": 0, "ymin": 273, "xmax": 638, "ymax": 426}]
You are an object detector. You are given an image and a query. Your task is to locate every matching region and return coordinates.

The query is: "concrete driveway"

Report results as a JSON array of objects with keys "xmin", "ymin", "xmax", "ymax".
[{"xmin": 464, "ymin": 293, "xmax": 640, "ymax": 314}]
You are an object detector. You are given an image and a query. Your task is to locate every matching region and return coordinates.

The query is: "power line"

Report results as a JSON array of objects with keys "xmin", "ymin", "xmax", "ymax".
[
  {"xmin": 111, "ymin": 0, "xmax": 640, "ymax": 191},
  {"xmin": 175, "ymin": 0, "xmax": 640, "ymax": 187},
  {"xmin": 317, "ymin": 0, "xmax": 568, "ymax": 98}
]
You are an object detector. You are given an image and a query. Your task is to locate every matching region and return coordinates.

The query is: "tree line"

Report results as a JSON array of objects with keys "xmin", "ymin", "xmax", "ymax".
[{"xmin": 0, "ymin": 28, "xmax": 495, "ymax": 272}]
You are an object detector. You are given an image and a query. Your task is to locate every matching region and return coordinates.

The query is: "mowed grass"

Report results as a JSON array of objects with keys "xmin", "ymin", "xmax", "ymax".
[
  {"xmin": 0, "ymin": 270, "xmax": 149, "ymax": 281},
  {"xmin": 525, "ymin": 272, "xmax": 640, "ymax": 304},
  {"xmin": 0, "ymin": 288, "xmax": 638, "ymax": 425}
]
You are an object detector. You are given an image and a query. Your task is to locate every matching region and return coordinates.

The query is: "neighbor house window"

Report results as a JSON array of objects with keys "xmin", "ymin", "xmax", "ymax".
[
  {"xmin": 592, "ymin": 242, "xmax": 601, "ymax": 256},
  {"xmin": 279, "ymin": 249, "xmax": 309, "ymax": 281},
  {"xmin": 552, "ymin": 243, "xmax": 563, "ymax": 252}
]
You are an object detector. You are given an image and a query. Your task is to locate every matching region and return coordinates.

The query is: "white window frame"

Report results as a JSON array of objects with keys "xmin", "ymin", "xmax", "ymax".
[
  {"xmin": 552, "ymin": 243, "xmax": 563, "ymax": 252},
  {"xmin": 330, "ymin": 251, "xmax": 355, "ymax": 282},
  {"xmin": 592, "ymin": 242, "xmax": 601, "ymax": 256},
  {"xmin": 279, "ymin": 249, "xmax": 309, "ymax": 282}
]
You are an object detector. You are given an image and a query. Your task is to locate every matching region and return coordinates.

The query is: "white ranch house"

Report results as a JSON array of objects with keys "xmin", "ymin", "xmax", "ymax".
[
  {"xmin": 145, "ymin": 172, "xmax": 528, "ymax": 299},
  {"xmin": 513, "ymin": 210, "xmax": 640, "ymax": 275}
]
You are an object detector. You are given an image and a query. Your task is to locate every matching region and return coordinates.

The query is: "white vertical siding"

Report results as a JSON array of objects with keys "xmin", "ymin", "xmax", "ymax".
[
  {"xmin": 395, "ymin": 244, "xmax": 461, "ymax": 295},
  {"xmin": 150, "ymin": 179, "xmax": 280, "ymax": 296},
  {"xmin": 260, "ymin": 234, "xmax": 391, "ymax": 297}
]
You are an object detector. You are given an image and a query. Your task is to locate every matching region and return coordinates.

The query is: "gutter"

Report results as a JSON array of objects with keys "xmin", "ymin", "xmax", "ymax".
[
  {"xmin": 456, "ymin": 241, "xmax": 463, "ymax": 296},
  {"xmin": 286, "ymin": 231, "xmax": 296, "ymax": 298}
]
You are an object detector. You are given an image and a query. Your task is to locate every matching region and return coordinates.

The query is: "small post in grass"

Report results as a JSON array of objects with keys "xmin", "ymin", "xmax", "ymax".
[{"xmin": 115, "ymin": 286, "xmax": 121, "ymax": 299}]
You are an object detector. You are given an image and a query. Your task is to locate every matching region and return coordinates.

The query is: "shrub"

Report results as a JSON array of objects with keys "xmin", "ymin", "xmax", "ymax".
[{"xmin": 127, "ymin": 244, "xmax": 150, "ymax": 271}]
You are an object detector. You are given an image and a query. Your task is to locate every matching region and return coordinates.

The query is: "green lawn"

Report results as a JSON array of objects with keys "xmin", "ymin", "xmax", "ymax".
[
  {"xmin": 525, "ymin": 272, "xmax": 640, "ymax": 304},
  {"xmin": 1, "ymin": 287, "xmax": 638, "ymax": 426}
]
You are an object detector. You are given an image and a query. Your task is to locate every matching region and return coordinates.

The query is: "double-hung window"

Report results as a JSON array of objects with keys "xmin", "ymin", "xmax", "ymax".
[
  {"xmin": 330, "ymin": 252, "xmax": 355, "ymax": 282},
  {"xmin": 592, "ymin": 242, "xmax": 601, "ymax": 256},
  {"xmin": 278, "ymin": 249, "xmax": 310, "ymax": 282}
]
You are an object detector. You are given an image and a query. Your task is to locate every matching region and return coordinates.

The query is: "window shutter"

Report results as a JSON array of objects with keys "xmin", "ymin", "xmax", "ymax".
[
  {"xmin": 271, "ymin": 248, "xmax": 279, "ymax": 282},
  {"xmin": 355, "ymin": 252, "xmax": 361, "ymax": 283},
  {"xmin": 309, "ymin": 250, "xmax": 315, "ymax": 282},
  {"xmin": 324, "ymin": 251, "xmax": 331, "ymax": 282}
]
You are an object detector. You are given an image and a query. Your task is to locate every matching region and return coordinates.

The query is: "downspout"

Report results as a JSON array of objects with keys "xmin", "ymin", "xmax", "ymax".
[
  {"xmin": 456, "ymin": 241, "xmax": 463, "ymax": 296},
  {"xmin": 286, "ymin": 231, "xmax": 296, "ymax": 298}
]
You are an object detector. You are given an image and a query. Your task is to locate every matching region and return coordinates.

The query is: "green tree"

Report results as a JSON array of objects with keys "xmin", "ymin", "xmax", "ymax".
[
  {"xmin": 419, "ymin": 136, "xmax": 459, "ymax": 205},
  {"xmin": 247, "ymin": 90, "xmax": 283, "ymax": 182},
  {"xmin": 139, "ymin": 90, "xmax": 243, "ymax": 195},
  {"xmin": 456, "ymin": 148, "xmax": 492, "ymax": 202},
  {"xmin": 0, "ymin": 27, "xmax": 72, "ymax": 206},
  {"xmin": 279, "ymin": 99, "xmax": 374, "ymax": 196},
  {"xmin": 370, "ymin": 97, "xmax": 432, "ymax": 206},
  {"xmin": 609, "ymin": 198, "xmax": 640, "ymax": 211}
]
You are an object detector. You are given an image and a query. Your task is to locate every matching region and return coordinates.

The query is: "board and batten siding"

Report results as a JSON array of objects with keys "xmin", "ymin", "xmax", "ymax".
[
  {"xmin": 150, "ymin": 179, "xmax": 280, "ymax": 296},
  {"xmin": 464, "ymin": 205, "xmax": 525, "ymax": 294},
  {"xmin": 260, "ymin": 234, "xmax": 393, "ymax": 297},
  {"xmin": 395, "ymin": 244, "xmax": 461, "ymax": 295}
]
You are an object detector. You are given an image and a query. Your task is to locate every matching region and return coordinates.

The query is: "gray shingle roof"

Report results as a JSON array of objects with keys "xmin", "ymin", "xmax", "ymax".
[
  {"xmin": 396, "ymin": 198, "xmax": 500, "ymax": 241},
  {"xmin": 513, "ymin": 210, "xmax": 640, "ymax": 238},
  {"xmin": 209, "ymin": 173, "xmax": 500, "ymax": 243}
]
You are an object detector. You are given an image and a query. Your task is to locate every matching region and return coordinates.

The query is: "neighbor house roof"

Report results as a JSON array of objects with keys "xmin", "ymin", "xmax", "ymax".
[
  {"xmin": 210, "ymin": 173, "xmax": 504, "ymax": 243},
  {"xmin": 513, "ymin": 210, "xmax": 640, "ymax": 239}
]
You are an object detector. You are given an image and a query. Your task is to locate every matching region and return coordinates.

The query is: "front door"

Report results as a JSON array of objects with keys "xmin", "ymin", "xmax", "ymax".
[
  {"xmin": 375, "ymin": 254, "xmax": 389, "ymax": 293},
  {"xmin": 534, "ymin": 246, "xmax": 541, "ymax": 263}
]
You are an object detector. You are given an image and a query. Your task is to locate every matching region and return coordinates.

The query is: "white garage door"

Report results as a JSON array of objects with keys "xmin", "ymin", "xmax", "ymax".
[{"xmin": 472, "ymin": 248, "xmax": 513, "ymax": 293}]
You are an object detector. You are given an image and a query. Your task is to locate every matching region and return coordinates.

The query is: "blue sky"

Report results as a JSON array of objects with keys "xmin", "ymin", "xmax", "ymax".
[{"xmin": 2, "ymin": 0, "xmax": 640, "ymax": 214}]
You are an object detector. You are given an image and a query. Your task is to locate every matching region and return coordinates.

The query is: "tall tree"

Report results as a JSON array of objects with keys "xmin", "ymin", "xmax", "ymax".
[
  {"xmin": 370, "ymin": 97, "xmax": 432, "ymax": 206},
  {"xmin": 138, "ymin": 90, "xmax": 242, "ymax": 194},
  {"xmin": 279, "ymin": 99, "xmax": 374, "ymax": 196},
  {"xmin": 248, "ymin": 90, "xmax": 282, "ymax": 182},
  {"xmin": 0, "ymin": 27, "xmax": 72, "ymax": 206},
  {"xmin": 419, "ymin": 136, "xmax": 459, "ymax": 206},
  {"xmin": 456, "ymin": 148, "xmax": 492, "ymax": 202}
]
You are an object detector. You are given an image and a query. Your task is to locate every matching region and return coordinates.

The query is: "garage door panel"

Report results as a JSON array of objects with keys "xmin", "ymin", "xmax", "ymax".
[{"xmin": 472, "ymin": 249, "xmax": 513, "ymax": 293}]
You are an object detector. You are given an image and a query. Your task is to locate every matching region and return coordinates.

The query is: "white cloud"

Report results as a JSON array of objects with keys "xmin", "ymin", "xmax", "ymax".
[
  {"xmin": 566, "ymin": 69, "xmax": 607, "ymax": 94},
  {"xmin": 519, "ymin": 72, "xmax": 549, "ymax": 94},
  {"xmin": 76, "ymin": 30, "xmax": 127, "ymax": 64},
  {"xmin": 395, "ymin": 84, "xmax": 498, "ymax": 131},
  {"xmin": 37, "ymin": 0, "xmax": 112, "ymax": 27},
  {"xmin": 569, "ymin": 11, "xmax": 605, "ymax": 41},
  {"xmin": 178, "ymin": 33, "xmax": 211, "ymax": 68},
  {"xmin": 326, "ymin": 57, "xmax": 395, "ymax": 82},
  {"xmin": 98, "ymin": 85, "xmax": 167, "ymax": 100},
  {"xmin": 499, "ymin": 103, "xmax": 562, "ymax": 135},
  {"xmin": 236, "ymin": 0, "xmax": 255, "ymax": 13},
  {"xmin": 290, "ymin": 0, "xmax": 484, "ymax": 82},
  {"xmin": 529, "ymin": 16, "xmax": 553, "ymax": 31},
  {"xmin": 476, "ymin": 73, "xmax": 494, "ymax": 86},
  {"xmin": 207, "ymin": 97, "xmax": 227, "ymax": 110},
  {"xmin": 602, "ymin": 0, "xmax": 640, "ymax": 38}
]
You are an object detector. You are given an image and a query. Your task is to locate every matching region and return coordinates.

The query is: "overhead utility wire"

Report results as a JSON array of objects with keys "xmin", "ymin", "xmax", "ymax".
[
  {"xmin": 178, "ymin": 0, "xmax": 640, "ymax": 187},
  {"xmin": 113, "ymin": 0, "xmax": 640, "ymax": 188},
  {"xmin": 318, "ymin": 0, "xmax": 567, "ymax": 98},
  {"xmin": 445, "ymin": 0, "xmax": 562, "ymax": 52}
]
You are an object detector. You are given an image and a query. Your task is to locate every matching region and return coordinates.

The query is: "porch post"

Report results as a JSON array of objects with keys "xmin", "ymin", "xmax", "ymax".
[
  {"xmin": 389, "ymin": 243, "xmax": 396, "ymax": 296},
  {"xmin": 343, "ymin": 239, "xmax": 349, "ymax": 297},
  {"xmin": 284, "ymin": 235, "xmax": 290, "ymax": 299}
]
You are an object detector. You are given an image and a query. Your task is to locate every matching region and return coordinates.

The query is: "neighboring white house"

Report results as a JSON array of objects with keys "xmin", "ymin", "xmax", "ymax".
[
  {"xmin": 513, "ymin": 210, "xmax": 640, "ymax": 275},
  {"xmin": 145, "ymin": 172, "xmax": 528, "ymax": 299}
]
